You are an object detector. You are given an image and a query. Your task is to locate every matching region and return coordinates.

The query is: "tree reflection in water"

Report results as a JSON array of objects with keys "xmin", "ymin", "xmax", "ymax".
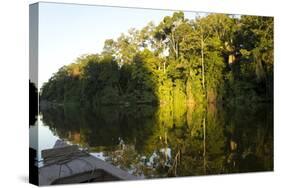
[{"xmin": 41, "ymin": 103, "xmax": 273, "ymax": 178}]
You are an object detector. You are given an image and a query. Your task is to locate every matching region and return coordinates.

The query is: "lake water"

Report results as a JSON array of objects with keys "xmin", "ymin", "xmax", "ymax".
[{"xmin": 30, "ymin": 103, "xmax": 273, "ymax": 177}]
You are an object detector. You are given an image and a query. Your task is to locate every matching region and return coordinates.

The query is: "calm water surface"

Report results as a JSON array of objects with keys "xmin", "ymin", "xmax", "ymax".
[{"xmin": 32, "ymin": 103, "xmax": 273, "ymax": 177}]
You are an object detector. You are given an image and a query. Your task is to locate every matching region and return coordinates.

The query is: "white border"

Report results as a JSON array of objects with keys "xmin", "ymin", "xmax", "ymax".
[{"xmin": 0, "ymin": 0, "xmax": 280, "ymax": 187}]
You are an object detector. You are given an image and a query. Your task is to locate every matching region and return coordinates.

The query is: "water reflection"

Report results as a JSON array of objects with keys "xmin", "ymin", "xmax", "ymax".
[
  {"xmin": 29, "ymin": 117, "xmax": 60, "ymax": 165},
  {"xmin": 40, "ymin": 103, "xmax": 273, "ymax": 178}
]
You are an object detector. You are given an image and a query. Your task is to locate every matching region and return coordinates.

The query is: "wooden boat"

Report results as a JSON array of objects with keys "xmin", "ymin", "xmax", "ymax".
[{"xmin": 39, "ymin": 140, "xmax": 140, "ymax": 185}]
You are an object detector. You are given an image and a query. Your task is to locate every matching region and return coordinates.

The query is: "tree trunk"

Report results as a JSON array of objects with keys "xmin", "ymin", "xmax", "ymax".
[
  {"xmin": 170, "ymin": 32, "xmax": 178, "ymax": 59},
  {"xmin": 201, "ymin": 35, "xmax": 205, "ymax": 90},
  {"xmin": 203, "ymin": 116, "xmax": 206, "ymax": 174}
]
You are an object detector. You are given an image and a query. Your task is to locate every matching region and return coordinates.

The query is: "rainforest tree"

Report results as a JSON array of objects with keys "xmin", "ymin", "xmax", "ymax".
[{"xmin": 40, "ymin": 12, "xmax": 273, "ymax": 107}]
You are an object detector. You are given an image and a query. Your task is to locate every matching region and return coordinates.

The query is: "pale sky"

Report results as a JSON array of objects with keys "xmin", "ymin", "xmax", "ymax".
[{"xmin": 38, "ymin": 2, "xmax": 199, "ymax": 88}]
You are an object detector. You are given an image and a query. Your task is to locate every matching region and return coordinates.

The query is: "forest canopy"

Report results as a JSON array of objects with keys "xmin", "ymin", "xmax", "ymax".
[{"xmin": 40, "ymin": 12, "xmax": 273, "ymax": 107}]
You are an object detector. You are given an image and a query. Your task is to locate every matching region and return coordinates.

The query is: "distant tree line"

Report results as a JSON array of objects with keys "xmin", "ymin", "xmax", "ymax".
[{"xmin": 40, "ymin": 12, "xmax": 273, "ymax": 107}]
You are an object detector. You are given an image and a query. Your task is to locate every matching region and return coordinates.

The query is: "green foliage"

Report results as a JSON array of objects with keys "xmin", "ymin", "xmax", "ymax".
[
  {"xmin": 41, "ymin": 102, "xmax": 273, "ymax": 177},
  {"xmin": 40, "ymin": 12, "xmax": 273, "ymax": 107},
  {"xmin": 39, "ymin": 12, "xmax": 273, "ymax": 178}
]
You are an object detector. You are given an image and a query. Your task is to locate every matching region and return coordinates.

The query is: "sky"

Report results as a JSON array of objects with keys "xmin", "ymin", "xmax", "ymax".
[{"xmin": 38, "ymin": 2, "xmax": 199, "ymax": 88}]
